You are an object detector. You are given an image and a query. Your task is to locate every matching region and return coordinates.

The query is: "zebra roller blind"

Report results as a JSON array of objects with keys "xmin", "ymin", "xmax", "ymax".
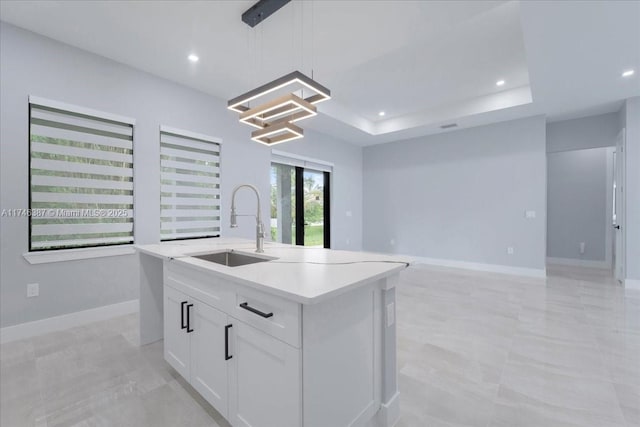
[
  {"xmin": 160, "ymin": 127, "xmax": 221, "ymax": 240},
  {"xmin": 29, "ymin": 98, "xmax": 135, "ymax": 251}
]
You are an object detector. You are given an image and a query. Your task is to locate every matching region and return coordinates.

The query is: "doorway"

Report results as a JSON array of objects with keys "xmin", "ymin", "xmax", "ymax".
[
  {"xmin": 271, "ymin": 161, "xmax": 331, "ymax": 248},
  {"xmin": 546, "ymin": 146, "xmax": 616, "ymax": 271}
]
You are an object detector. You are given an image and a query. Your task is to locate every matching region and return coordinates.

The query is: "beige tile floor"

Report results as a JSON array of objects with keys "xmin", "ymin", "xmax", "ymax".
[
  {"xmin": 397, "ymin": 264, "xmax": 640, "ymax": 427},
  {"xmin": 1, "ymin": 264, "xmax": 638, "ymax": 427}
]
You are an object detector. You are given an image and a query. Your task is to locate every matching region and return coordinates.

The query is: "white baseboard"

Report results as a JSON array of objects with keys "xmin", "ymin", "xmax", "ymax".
[
  {"xmin": 546, "ymin": 257, "xmax": 611, "ymax": 270},
  {"xmin": 410, "ymin": 256, "xmax": 546, "ymax": 278},
  {"xmin": 625, "ymin": 279, "xmax": 640, "ymax": 291},
  {"xmin": 380, "ymin": 391, "xmax": 401, "ymax": 427},
  {"xmin": 362, "ymin": 391, "xmax": 400, "ymax": 427},
  {"xmin": 0, "ymin": 299, "xmax": 139, "ymax": 344}
]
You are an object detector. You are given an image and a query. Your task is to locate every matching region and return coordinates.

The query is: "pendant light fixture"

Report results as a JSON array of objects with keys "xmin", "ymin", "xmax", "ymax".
[
  {"xmin": 229, "ymin": 1, "xmax": 330, "ymax": 146},
  {"xmin": 239, "ymin": 93, "xmax": 317, "ymax": 129}
]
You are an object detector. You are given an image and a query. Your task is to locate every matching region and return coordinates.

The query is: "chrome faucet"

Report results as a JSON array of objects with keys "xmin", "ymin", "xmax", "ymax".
[{"xmin": 230, "ymin": 184, "xmax": 265, "ymax": 253}]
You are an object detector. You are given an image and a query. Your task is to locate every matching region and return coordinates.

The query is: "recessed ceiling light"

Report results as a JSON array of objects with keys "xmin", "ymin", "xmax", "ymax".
[
  {"xmin": 188, "ymin": 54, "xmax": 199, "ymax": 63},
  {"xmin": 496, "ymin": 80, "xmax": 505, "ymax": 86},
  {"xmin": 378, "ymin": 111, "xmax": 385, "ymax": 117},
  {"xmin": 622, "ymin": 69, "xmax": 635, "ymax": 77}
]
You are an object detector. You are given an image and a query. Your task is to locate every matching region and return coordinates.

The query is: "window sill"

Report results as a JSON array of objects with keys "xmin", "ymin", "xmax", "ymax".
[{"xmin": 23, "ymin": 245, "xmax": 136, "ymax": 264}]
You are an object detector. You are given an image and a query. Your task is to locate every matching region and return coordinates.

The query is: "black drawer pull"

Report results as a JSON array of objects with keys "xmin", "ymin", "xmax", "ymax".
[
  {"xmin": 186, "ymin": 303, "xmax": 194, "ymax": 333},
  {"xmin": 239, "ymin": 302, "xmax": 273, "ymax": 318},
  {"xmin": 225, "ymin": 324, "xmax": 233, "ymax": 360},
  {"xmin": 181, "ymin": 301, "xmax": 188, "ymax": 329}
]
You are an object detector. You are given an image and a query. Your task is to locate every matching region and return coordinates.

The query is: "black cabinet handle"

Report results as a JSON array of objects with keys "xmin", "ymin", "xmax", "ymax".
[
  {"xmin": 239, "ymin": 302, "xmax": 273, "ymax": 318},
  {"xmin": 225, "ymin": 324, "xmax": 233, "ymax": 360},
  {"xmin": 186, "ymin": 303, "xmax": 194, "ymax": 333},
  {"xmin": 181, "ymin": 301, "xmax": 188, "ymax": 329}
]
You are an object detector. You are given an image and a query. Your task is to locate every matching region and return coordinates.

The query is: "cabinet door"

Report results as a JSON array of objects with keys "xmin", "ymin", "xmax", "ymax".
[
  {"xmin": 229, "ymin": 321, "xmax": 301, "ymax": 427},
  {"xmin": 163, "ymin": 285, "xmax": 190, "ymax": 379},
  {"xmin": 190, "ymin": 301, "xmax": 230, "ymax": 418}
]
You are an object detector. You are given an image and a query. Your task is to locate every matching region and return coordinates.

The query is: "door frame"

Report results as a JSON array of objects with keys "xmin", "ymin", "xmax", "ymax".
[
  {"xmin": 323, "ymin": 171, "xmax": 331, "ymax": 249},
  {"xmin": 294, "ymin": 166, "xmax": 331, "ymax": 248},
  {"xmin": 614, "ymin": 129, "xmax": 626, "ymax": 284},
  {"xmin": 605, "ymin": 147, "xmax": 615, "ymax": 269}
]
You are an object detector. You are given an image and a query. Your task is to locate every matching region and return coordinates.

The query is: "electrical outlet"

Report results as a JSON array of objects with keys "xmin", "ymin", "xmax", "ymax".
[
  {"xmin": 580, "ymin": 242, "xmax": 586, "ymax": 254},
  {"xmin": 346, "ymin": 239, "xmax": 350, "ymax": 245},
  {"xmin": 386, "ymin": 302, "xmax": 395, "ymax": 327},
  {"xmin": 390, "ymin": 239, "xmax": 396, "ymax": 246},
  {"xmin": 27, "ymin": 283, "xmax": 39, "ymax": 298},
  {"xmin": 346, "ymin": 211, "xmax": 352, "ymax": 217},
  {"xmin": 525, "ymin": 210, "xmax": 536, "ymax": 219},
  {"xmin": 507, "ymin": 247, "xmax": 514, "ymax": 255}
]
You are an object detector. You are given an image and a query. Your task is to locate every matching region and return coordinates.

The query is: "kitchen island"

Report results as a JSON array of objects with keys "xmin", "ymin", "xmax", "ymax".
[{"xmin": 137, "ymin": 238, "xmax": 408, "ymax": 427}]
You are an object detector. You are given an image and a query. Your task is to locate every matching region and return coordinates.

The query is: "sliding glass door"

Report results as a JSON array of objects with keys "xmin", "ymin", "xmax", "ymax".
[
  {"xmin": 271, "ymin": 163, "xmax": 330, "ymax": 248},
  {"xmin": 301, "ymin": 169, "xmax": 326, "ymax": 247}
]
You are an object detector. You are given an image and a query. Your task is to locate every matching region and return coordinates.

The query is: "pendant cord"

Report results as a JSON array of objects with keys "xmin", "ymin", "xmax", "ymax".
[
  {"xmin": 252, "ymin": 27, "xmax": 257, "ymax": 103},
  {"xmin": 311, "ymin": 0, "xmax": 314, "ymax": 80},
  {"xmin": 300, "ymin": 0, "xmax": 304, "ymax": 73},
  {"xmin": 291, "ymin": 0, "xmax": 294, "ymax": 71}
]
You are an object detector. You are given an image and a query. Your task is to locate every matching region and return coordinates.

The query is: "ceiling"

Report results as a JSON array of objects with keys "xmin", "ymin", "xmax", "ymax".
[{"xmin": 1, "ymin": 0, "xmax": 639, "ymax": 146}]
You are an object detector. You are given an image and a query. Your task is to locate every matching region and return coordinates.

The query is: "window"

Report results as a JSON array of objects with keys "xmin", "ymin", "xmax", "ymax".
[
  {"xmin": 29, "ymin": 97, "xmax": 135, "ymax": 251},
  {"xmin": 160, "ymin": 126, "xmax": 221, "ymax": 241}
]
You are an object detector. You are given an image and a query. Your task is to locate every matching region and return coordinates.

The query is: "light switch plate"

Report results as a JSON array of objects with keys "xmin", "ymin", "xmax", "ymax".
[
  {"xmin": 386, "ymin": 302, "xmax": 395, "ymax": 327},
  {"xmin": 525, "ymin": 210, "xmax": 536, "ymax": 219},
  {"xmin": 507, "ymin": 247, "xmax": 514, "ymax": 255}
]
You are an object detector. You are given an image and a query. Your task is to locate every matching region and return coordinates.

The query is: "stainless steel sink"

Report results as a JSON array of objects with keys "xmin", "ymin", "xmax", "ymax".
[{"xmin": 191, "ymin": 250, "xmax": 274, "ymax": 267}]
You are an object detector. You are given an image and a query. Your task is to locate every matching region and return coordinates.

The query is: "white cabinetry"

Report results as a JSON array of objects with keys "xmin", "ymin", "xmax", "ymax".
[
  {"xmin": 190, "ymin": 299, "xmax": 230, "ymax": 417},
  {"xmin": 229, "ymin": 320, "xmax": 301, "ymax": 427},
  {"xmin": 163, "ymin": 285, "xmax": 231, "ymax": 418},
  {"xmin": 163, "ymin": 285, "xmax": 190, "ymax": 379},
  {"xmin": 163, "ymin": 264, "xmax": 301, "ymax": 427}
]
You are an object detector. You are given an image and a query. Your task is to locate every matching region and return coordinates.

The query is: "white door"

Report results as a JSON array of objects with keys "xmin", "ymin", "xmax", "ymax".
[
  {"xmin": 229, "ymin": 321, "xmax": 301, "ymax": 427},
  {"xmin": 190, "ymin": 301, "xmax": 230, "ymax": 418},
  {"xmin": 614, "ymin": 129, "xmax": 626, "ymax": 283},
  {"xmin": 163, "ymin": 285, "xmax": 190, "ymax": 379}
]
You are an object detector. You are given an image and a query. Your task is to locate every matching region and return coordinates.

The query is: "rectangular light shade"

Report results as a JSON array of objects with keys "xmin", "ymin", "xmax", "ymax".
[
  {"xmin": 251, "ymin": 121, "xmax": 303, "ymax": 146},
  {"xmin": 240, "ymin": 93, "xmax": 317, "ymax": 129},
  {"xmin": 228, "ymin": 71, "xmax": 331, "ymax": 113}
]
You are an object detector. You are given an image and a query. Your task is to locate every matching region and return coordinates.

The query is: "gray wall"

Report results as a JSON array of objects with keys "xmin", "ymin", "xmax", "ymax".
[
  {"xmin": 546, "ymin": 147, "xmax": 611, "ymax": 262},
  {"xmin": 362, "ymin": 116, "xmax": 547, "ymax": 272},
  {"xmin": 622, "ymin": 97, "xmax": 640, "ymax": 281},
  {"xmin": 0, "ymin": 23, "xmax": 362, "ymax": 328},
  {"xmin": 547, "ymin": 112, "xmax": 619, "ymax": 153}
]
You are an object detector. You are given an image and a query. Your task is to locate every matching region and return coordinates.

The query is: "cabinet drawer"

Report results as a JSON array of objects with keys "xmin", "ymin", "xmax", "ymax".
[
  {"xmin": 232, "ymin": 287, "xmax": 301, "ymax": 348},
  {"xmin": 164, "ymin": 260, "xmax": 234, "ymax": 313}
]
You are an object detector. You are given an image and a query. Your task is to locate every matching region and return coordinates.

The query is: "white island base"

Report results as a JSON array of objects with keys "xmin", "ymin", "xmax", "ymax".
[{"xmin": 138, "ymin": 239, "xmax": 405, "ymax": 427}]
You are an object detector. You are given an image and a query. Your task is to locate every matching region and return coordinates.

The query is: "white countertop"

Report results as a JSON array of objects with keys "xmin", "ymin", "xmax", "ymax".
[{"xmin": 137, "ymin": 238, "xmax": 409, "ymax": 304}]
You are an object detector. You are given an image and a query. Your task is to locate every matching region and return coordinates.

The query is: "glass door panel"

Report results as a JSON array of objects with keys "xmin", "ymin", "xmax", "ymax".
[
  {"xmin": 303, "ymin": 170, "xmax": 325, "ymax": 247},
  {"xmin": 270, "ymin": 164, "xmax": 296, "ymax": 244}
]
